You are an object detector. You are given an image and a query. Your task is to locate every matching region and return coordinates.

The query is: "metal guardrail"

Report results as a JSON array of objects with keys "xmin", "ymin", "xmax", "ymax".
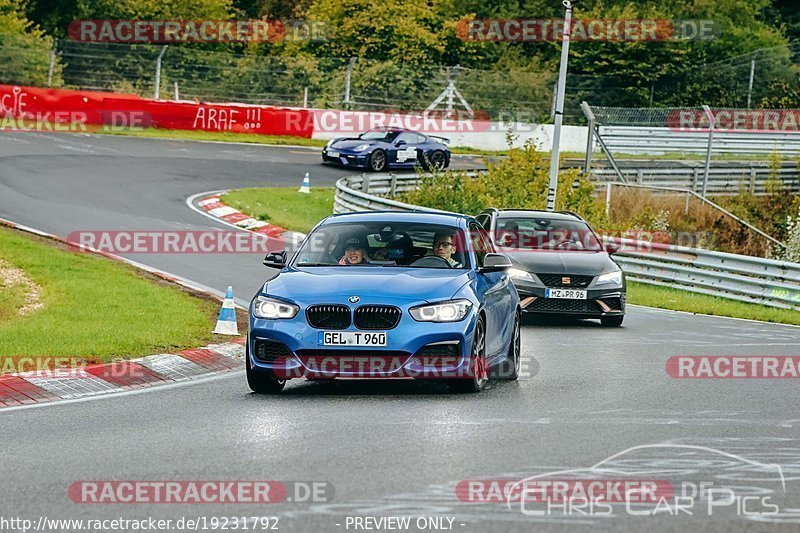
[
  {"xmin": 334, "ymin": 172, "xmax": 800, "ymax": 311},
  {"xmin": 607, "ymin": 238, "xmax": 800, "ymax": 311},
  {"xmin": 592, "ymin": 165, "xmax": 800, "ymax": 195},
  {"xmin": 597, "ymin": 126, "xmax": 800, "ymax": 156}
]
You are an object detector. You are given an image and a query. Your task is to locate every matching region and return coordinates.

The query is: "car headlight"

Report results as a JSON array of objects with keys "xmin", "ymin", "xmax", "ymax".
[
  {"xmin": 409, "ymin": 299, "xmax": 472, "ymax": 322},
  {"xmin": 508, "ymin": 268, "xmax": 534, "ymax": 281},
  {"xmin": 595, "ymin": 270, "xmax": 623, "ymax": 287},
  {"xmin": 354, "ymin": 144, "xmax": 370, "ymax": 152},
  {"xmin": 253, "ymin": 296, "xmax": 299, "ymax": 319}
]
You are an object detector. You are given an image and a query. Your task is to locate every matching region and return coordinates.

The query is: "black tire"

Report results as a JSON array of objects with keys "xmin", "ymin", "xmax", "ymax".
[
  {"xmin": 368, "ymin": 149, "xmax": 387, "ymax": 172},
  {"xmin": 601, "ymin": 315, "xmax": 624, "ymax": 327},
  {"xmin": 246, "ymin": 347, "xmax": 286, "ymax": 394},
  {"xmin": 425, "ymin": 150, "xmax": 447, "ymax": 171},
  {"xmin": 449, "ymin": 315, "xmax": 488, "ymax": 393},
  {"xmin": 491, "ymin": 309, "xmax": 521, "ymax": 381}
]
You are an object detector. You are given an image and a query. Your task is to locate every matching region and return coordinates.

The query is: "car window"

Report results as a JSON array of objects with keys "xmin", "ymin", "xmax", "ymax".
[
  {"xmin": 495, "ymin": 216, "xmax": 602, "ymax": 251},
  {"xmin": 360, "ymin": 128, "xmax": 400, "ymax": 142},
  {"xmin": 293, "ymin": 221, "xmax": 470, "ymax": 268},
  {"xmin": 469, "ymin": 222, "xmax": 494, "ymax": 267},
  {"xmin": 413, "ymin": 133, "xmax": 426, "ymax": 144},
  {"xmin": 395, "ymin": 132, "xmax": 417, "ymax": 144},
  {"xmin": 476, "ymin": 214, "xmax": 491, "ymax": 230}
]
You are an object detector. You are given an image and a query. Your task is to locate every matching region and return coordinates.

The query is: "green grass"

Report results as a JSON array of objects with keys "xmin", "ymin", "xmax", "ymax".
[
  {"xmin": 103, "ymin": 126, "xmax": 506, "ymax": 154},
  {"xmin": 628, "ymin": 281, "xmax": 800, "ymax": 326},
  {"xmin": 222, "ymin": 187, "xmax": 335, "ymax": 233},
  {"xmin": 103, "ymin": 126, "xmax": 328, "ymax": 148},
  {"xmin": 0, "ymin": 272, "xmax": 28, "ymax": 323},
  {"xmin": 0, "ymin": 226, "xmax": 223, "ymax": 369}
]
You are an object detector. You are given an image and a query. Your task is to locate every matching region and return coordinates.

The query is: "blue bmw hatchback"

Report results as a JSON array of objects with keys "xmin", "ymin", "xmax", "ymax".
[{"xmin": 247, "ymin": 211, "xmax": 521, "ymax": 393}]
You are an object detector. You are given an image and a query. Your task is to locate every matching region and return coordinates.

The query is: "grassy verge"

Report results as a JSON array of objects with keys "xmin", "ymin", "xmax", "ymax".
[
  {"xmin": 103, "ymin": 126, "xmax": 506, "ymax": 155},
  {"xmin": 104, "ymin": 127, "xmax": 328, "ymax": 148},
  {"xmin": 222, "ymin": 187, "xmax": 335, "ymax": 233},
  {"xmin": 627, "ymin": 281, "xmax": 800, "ymax": 326},
  {"xmin": 0, "ymin": 225, "xmax": 226, "ymax": 370}
]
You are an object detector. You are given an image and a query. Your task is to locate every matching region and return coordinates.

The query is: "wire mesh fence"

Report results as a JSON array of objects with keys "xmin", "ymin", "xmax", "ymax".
[
  {"xmin": 0, "ymin": 40, "xmax": 557, "ymax": 120},
  {"xmin": 2, "ymin": 38, "xmax": 799, "ymax": 124},
  {"xmin": 586, "ymin": 103, "xmax": 800, "ymax": 192}
]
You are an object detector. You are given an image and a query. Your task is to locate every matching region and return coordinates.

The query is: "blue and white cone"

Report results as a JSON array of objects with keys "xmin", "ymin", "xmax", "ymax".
[
  {"xmin": 213, "ymin": 286, "xmax": 239, "ymax": 335},
  {"xmin": 298, "ymin": 172, "xmax": 311, "ymax": 194}
]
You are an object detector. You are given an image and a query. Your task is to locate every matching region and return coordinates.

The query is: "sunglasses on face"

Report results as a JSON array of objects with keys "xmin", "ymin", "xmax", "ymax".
[{"xmin": 434, "ymin": 241, "xmax": 454, "ymax": 248}]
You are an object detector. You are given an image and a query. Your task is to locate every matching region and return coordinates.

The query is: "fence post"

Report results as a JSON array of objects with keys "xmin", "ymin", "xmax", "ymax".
[
  {"xmin": 344, "ymin": 57, "xmax": 356, "ymax": 106},
  {"xmin": 605, "ymin": 182, "xmax": 612, "ymax": 218},
  {"xmin": 47, "ymin": 39, "xmax": 57, "ymax": 88},
  {"xmin": 747, "ymin": 56, "xmax": 755, "ymax": 109},
  {"xmin": 701, "ymin": 104, "xmax": 715, "ymax": 197},
  {"xmin": 389, "ymin": 173, "xmax": 398, "ymax": 197},
  {"xmin": 362, "ymin": 174, "xmax": 371, "ymax": 193},
  {"xmin": 154, "ymin": 45, "xmax": 168, "ymax": 100},
  {"xmin": 749, "ymin": 167, "xmax": 757, "ymax": 194},
  {"xmin": 581, "ymin": 101, "xmax": 595, "ymax": 173},
  {"xmin": 173, "ymin": 81, "xmax": 179, "ymax": 101},
  {"xmin": 692, "ymin": 168, "xmax": 699, "ymax": 192},
  {"xmin": 303, "ymin": 87, "xmax": 309, "ymax": 108},
  {"xmin": 685, "ymin": 191, "xmax": 690, "ymax": 215}
]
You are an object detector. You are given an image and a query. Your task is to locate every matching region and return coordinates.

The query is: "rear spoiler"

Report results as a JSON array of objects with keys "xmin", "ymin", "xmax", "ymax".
[{"xmin": 429, "ymin": 135, "xmax": 451, "ymax": 146}]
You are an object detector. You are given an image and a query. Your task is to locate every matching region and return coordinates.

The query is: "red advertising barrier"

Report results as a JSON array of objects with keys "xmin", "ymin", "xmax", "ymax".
[{"xmin": 0, "ymin": 85, "xmax": 313, "ymax": 137}]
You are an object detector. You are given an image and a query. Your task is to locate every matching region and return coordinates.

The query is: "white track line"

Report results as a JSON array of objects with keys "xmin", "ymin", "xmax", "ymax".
[{"xmin": 0, "ymin": 371, "xmax": 241, "ymax": 414}]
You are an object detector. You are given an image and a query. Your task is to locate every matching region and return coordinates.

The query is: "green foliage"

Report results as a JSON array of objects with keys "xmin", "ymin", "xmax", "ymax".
[
  {"xmin": 777, "ymin": 205, "xmax": 800, "ymax": 263},
  {"xmin": 0, "ymin": 0, "xmax": 59, "ymax": 86},
  {"xmin": 402, "ymin": 140, "xmax": 604, "ymax": 219}
]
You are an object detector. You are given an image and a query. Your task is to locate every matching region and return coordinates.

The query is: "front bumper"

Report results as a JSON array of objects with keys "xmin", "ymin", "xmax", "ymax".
[
  {"xmin": 248, "ymin": 304, "xmax": 478, "ymax": 380},
  {"xmin": 322, "ymin": 148, "xmax": 369, "ymax": 168},
  {"xmin": 513, "ymin": 280, "xmax": 625, "ymax": 317}
]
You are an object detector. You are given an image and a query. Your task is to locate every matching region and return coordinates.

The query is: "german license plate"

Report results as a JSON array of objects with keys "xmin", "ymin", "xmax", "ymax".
[
  {"xmin": 319, "ymin": 331, "xmax": 387, "ymax": 346},
  {"xmin": 327, "ymin": 151, "xmax": 339, "ymax": 158},
  {"xmin": 545, "ymin": 288, "xmax": 587, "ymax": 299}
]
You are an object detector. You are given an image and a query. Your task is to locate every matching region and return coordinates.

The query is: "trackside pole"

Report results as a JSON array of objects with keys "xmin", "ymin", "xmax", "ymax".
[{"xmin": 546, "ymin": 0, "xmax": 573, "ymax": 212}]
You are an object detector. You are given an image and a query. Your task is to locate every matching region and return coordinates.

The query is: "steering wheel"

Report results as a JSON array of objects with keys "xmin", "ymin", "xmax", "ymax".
[{"xmin": 410, "ymin": 256, "xmax": 452, "ymax": 268}]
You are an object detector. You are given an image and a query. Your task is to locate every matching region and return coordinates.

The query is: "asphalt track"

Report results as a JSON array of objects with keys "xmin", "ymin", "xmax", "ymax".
[{"xmin": 1, "ymin": 132, "xmax": 800, "ymax": 532}]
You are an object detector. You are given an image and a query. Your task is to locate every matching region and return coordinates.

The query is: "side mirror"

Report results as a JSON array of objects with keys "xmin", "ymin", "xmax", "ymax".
[
  {"xmin": 395, "ymin": 140, "xmax": 407, "ymax": 147},
  {"xmin": 604, "ymin": 242, "xmax": 620, "ymax": 255},
  {"xmin": 263, "ymin": 251, "xmax": 287, "ymax": 268},
  {"xmin": 480, "ymin": 253, "xmax": 513, "ymax": 272}
]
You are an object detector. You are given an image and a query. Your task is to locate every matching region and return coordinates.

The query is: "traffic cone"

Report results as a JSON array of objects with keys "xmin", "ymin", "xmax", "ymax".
[
  {"xmin": 298, "ymin": 172, "xmax": 311, "ymax": 194},
  {"xmin": 213, "ymin": 286, "xmax": 239, "ymax": 335}
]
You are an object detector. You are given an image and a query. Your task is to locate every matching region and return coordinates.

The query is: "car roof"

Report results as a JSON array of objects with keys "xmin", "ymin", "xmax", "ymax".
[
  {"xmin": 324, "ymin": 210, "xmax": 470, "ymax": 227},
  {"xmin": 487, "ymin": 209, "xmax": 585, "ymax": 222}
]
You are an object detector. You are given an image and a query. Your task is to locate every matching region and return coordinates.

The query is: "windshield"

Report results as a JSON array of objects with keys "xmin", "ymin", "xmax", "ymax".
[
  {"xmin": 495, "ymin": 217, "xmax": 602, "ymax": 251},
  {"xmin": 359, "ymin": 128, "xmax": 401, "ymax": 142},
  {"xmin": 292, "ymin": 221, "xmax": 471, "ymax": 269}
]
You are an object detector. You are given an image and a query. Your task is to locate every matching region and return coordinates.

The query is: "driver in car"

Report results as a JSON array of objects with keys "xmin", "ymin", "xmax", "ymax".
[
  {"xmin": 339, "ymin": 237, "xmax": 370, "ymax": 265},
  {"xmin": 431, "ymin": 230, "xmax": 462, "ymax": 268}
]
